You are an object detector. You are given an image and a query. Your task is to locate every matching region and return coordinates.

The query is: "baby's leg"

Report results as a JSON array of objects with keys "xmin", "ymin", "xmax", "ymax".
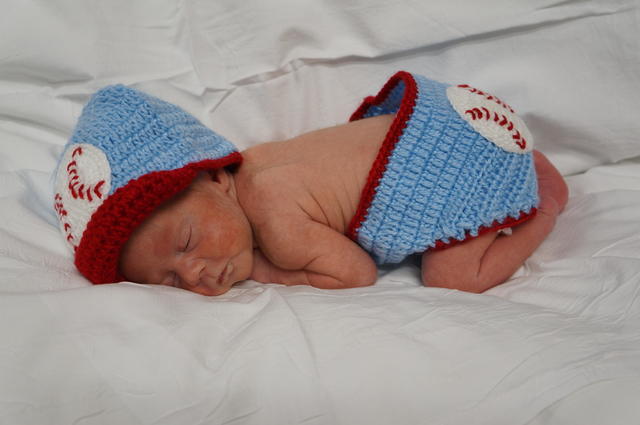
[
  {"xmin": 421, "ymin": 207, "xmax": 555, "ymax": 293},
  {"xmin": 421, "ymin": 150, "xmax": 567, "ymax": 293}
]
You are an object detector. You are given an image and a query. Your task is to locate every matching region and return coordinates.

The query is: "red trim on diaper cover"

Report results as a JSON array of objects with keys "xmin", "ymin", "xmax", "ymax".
[
  {"xmin": 346, "ymin": 71, "xmax": 418, "ymax": 241},
  {"xmin": 431, "ymin": 208, "xmax": 537, "ymax": 251},
  {"xmin": 74, "ymin": 152, "xmax": 242, "ymax": 284}
]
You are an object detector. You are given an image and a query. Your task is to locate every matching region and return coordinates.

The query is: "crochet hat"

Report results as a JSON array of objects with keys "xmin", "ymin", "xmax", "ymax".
[
  {"xmin": 53, "ymin": 85, "xmax": 242, "ymax": 284},
  {"xmin": 347, "ymin": 71, "xmax": 539, "ymax": 264}
]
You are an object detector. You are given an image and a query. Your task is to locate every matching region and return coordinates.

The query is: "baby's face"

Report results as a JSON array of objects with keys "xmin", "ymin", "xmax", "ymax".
[{"xmin": 119, "ymin": 171, "xmax": 254, "ymax": 296}]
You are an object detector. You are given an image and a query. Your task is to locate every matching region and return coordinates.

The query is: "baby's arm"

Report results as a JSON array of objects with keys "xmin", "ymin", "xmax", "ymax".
[
  {"xmin": 421, "ymin": 150, "xmax": 568, "ymax": 293},
  {"xmin": 250, "ymin": 220, "xmax": 378, "ymax": 289}
]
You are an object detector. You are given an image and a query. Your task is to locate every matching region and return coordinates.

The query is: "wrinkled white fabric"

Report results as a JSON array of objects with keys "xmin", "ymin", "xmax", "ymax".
[{"xmin": 1, "ymin": 1, "xmax": 639, "ymax": 424}]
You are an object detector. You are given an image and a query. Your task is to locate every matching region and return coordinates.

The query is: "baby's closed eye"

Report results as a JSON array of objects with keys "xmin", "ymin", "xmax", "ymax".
[{"xmin": 180, "ymin": 224, "xmax": 192, "ymax": 252}]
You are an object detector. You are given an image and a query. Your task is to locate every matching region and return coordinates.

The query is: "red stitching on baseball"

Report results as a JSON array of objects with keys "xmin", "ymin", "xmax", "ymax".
[
  {"xmin": 54, "ymin": 192, "xmax": 75, "ymax": 247},
  {"xmin": 464, "ymin": 109, "xmax": 527, "ymax": 150},
  {"xmin": 457, "ymin": 84, "xmax": 516, "ymax": 113},
  {"xmin": 94, "ymin": 180, "xmax": 105, "ymax": 199},
  {"xmin": 55, "ymin": 205, "xmax": 68, "ymax": 217},
  {"xmin": 68, "ymin": 181, "xmax": 78, "ymax": 199},
  {"xmin": 64, "ymin": 147, "xmax": 106, "ymax": 203},
  {"xmin": 512, "ymin": 130, "xmax": 527, "ymax": 149}
]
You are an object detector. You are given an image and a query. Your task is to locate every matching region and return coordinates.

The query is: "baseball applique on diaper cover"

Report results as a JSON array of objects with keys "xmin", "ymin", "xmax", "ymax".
[
  {"xmin": 53, "ymin": 85, "xmax": 242, "ymax": 284},
  {"xmin": 347, "ymin": 71, "xmax": 539, "ymax": 264}
]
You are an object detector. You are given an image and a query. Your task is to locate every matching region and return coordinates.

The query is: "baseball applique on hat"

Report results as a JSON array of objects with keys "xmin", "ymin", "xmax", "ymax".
[
  {"xmin": 54, "ymin": 144, "xmax": 111, "ymax": 249},
  {"xmin": 53, "ymin": 85, "xmax": 242, "ymax": 284}
]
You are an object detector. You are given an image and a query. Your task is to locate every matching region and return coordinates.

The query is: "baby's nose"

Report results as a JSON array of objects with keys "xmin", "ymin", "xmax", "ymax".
[{"xmin": 176, "ymin": 258, "xmax": 204, "ymax": 288}]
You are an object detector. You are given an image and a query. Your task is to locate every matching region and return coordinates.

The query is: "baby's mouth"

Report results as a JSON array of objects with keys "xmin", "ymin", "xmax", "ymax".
[{"xmin": 217, "ymin": 262, "xmax": 233, "ymax": 286}]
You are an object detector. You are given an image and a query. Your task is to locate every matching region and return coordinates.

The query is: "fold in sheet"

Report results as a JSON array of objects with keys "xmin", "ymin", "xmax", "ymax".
[{"xmin": 1, "ymin": 0, "xmax": 640, "ymax": 424}]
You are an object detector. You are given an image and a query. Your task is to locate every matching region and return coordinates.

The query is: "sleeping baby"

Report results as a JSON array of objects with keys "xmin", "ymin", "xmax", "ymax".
[{"xmin": 53, "ymin": 71, "xmax": 568, "ymax": 296}]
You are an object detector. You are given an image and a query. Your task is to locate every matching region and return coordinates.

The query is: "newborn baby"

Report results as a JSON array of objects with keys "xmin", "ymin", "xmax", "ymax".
[{"xmin": 53, "ymin": 71, "xmax": 567, "ymax": 296}]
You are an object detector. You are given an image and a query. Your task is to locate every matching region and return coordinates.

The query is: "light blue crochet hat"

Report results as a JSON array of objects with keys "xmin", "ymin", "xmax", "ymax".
[
  {"xmin": 53, "ymin": 85, "xmax": 241, "ymax": 283},
  {"xmin": 347, "ymin": 71, "xmax": 539, "ymax": 264}
]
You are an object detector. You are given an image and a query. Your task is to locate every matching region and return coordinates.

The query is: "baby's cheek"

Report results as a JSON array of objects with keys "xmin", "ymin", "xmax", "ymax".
[
  {"xmin": 218, "ymin": 226, "xmax": 242, "ymax": 253},
  {"xmin": 237, "ymin": 249, "xmax": 254, "ymax": 282},
  {"xmin": 228, "ymin": 214, "xmax": 253, "ymax": 251}
]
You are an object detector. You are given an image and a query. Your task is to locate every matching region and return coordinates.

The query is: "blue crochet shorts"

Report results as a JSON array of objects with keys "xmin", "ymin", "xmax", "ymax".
[{"xmin": 346, "ymin": 71, "xmax": 539, "ymax": 264}]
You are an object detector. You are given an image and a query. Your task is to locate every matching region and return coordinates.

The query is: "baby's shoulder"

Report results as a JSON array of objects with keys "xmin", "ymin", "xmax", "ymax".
[
  {"xmin": 238, "ymin": 169, "xmax": 322, "ymax": 265},
  {"xmin": 239, "ymin": 166, "xmax": 303, "ymax": 226},
  {"xmin": 238, "ymin": 165, "xmax": 300, "ymax": 215}
]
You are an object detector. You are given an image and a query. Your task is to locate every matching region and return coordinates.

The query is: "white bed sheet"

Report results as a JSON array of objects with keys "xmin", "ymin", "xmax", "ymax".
[{"xmin": 1, "ymin": 1, "xmax": 640, "ymax": 424}]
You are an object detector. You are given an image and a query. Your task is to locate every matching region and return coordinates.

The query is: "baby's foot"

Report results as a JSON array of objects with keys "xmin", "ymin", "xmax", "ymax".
[{"xmin": 534, "ymin": 150, "xmax": 568, "ymax": 213}]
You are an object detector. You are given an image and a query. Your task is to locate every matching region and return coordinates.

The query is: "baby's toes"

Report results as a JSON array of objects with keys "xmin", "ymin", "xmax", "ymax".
[
  {"xmin": 533, "ymin": 151, "xmax": 568, "ymax": 212},
  {"xmin": 537, "ymin": 171, "xmax": 568, "ymax": 213}
]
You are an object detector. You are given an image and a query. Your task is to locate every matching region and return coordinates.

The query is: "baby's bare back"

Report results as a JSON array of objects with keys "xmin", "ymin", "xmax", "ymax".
[
  {"xmin": 237, "ymin": 114, "xmax": 394, "ymax": 235},
  {"xmin": 234, "ymin": 115, "xmax": 394, "ymax": 288}
]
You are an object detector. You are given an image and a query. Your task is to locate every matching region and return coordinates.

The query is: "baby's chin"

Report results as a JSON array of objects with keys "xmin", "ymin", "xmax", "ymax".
[{"xmin": 230, "ymin": 248, "xmax": 254, "ymax": 284}]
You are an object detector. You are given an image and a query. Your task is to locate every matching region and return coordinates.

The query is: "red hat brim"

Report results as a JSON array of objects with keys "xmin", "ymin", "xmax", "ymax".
[{"xmin": 74, "ymin": 153, "xmax": 242, "ymax": 284}]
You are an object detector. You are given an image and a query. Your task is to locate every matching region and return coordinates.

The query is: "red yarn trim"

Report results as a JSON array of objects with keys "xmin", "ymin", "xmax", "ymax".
[
  {"xmin": 74, "ymin": 152, "xmax": 242, "ymax": 284},
  {"xmin": 432, "ymin": 208, "xmax": 537, "ymax": 251},
  {"xmin": 346, "ymin": 71, "xmax": 418, "ymax": 240}
]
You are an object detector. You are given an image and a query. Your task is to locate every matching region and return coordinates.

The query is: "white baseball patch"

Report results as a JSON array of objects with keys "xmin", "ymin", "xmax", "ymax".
[
  {"xmin": 54, "ymin": 143, "xmax": 111, "ymax": 250},
  {"xmin": 446, "ymin": 84, "xmax": 533, "ymax": 154}
]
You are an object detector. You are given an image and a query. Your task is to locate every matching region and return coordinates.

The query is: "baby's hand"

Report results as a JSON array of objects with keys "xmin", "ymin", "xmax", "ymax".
[
  {"xmin": 250, "ymin": 248, "xmax": 310, "ymax": 286},
  {"xmin": 534, "ymin": 150, "xmax": 569, "ymax": 214}
]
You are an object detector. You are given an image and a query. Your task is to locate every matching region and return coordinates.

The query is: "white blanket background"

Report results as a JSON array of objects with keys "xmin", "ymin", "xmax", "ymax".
[{"xmin": 1, "ymin": 1, "xmax": 639, "ymax": 424}]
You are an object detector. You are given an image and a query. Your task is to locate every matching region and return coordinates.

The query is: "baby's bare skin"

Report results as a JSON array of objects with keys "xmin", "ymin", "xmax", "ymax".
[
  {"xmin": 120, "ymin": 115, "xmax": 568, "ymax": 296},
  {"xmin": 235, "ymin": 115, "xmax": 397, "ymax": 290}
]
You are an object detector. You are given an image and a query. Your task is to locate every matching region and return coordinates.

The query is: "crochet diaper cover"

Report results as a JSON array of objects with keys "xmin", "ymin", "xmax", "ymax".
[{"xmin": 346, "ymin": 71, "xmax": 539, "ymax": 264}]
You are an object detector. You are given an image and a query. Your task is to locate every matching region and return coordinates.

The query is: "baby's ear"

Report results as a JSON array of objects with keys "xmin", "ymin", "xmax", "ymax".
[{"xmin": 209, "ymin": 167, "xmax": 232, "ymax": 193}]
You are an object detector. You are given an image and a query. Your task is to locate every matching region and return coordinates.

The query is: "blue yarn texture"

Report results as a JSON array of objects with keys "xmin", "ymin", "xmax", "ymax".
[
  {"xmin": 355, "ymin": 74, "xmax": 539, "ymax": 264},
  {"xmin": 65, "ymin": 85, "xmax": 238, "ymax": 195}
]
